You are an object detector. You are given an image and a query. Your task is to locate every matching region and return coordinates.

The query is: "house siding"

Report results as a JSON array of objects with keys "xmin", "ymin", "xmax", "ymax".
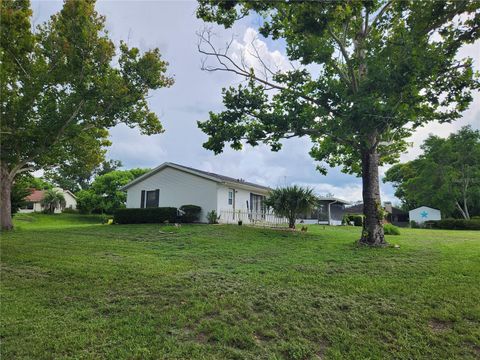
[
  {"xmin": 126, "ymin": 167, "xmax": 219, "ymax": 222},
  {"xmin": 409, "ymin": 206, "xmax": 441, "ymax": 224}
]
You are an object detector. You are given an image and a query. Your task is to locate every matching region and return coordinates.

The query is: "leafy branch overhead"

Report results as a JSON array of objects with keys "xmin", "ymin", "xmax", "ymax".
[{"xmin": 196, "ymin": 0, "xmax": 479, "ymax": 176}]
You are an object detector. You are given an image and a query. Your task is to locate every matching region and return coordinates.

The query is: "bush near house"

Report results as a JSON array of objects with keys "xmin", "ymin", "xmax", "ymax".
[
  {"xmin": 179, "ymin": 205, "xmax": 202, "ymax": 223},
  {"xmin": 113, "ymin": 208, "xmax": 178, "ymax": 224},
  {"xmin": 206, "ymin": 210, "xmax": 219, "ymax": 224},
  {"xmin": 426, "ymin": 219, "xmax": 480, "ymax": 230},
  {"xmin": 342, "ymin": 214, "xmax": 364, "ymax": 226},
  {"xmin": 383, "ymin": 223, "xmax": 401, "ymax": 235}
]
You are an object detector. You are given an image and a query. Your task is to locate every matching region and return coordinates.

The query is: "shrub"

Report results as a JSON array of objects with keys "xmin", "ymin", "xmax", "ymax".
[
  {"xmin": 62, "ymin": 208, "xmax": 79, "ymax": 214},
  {"xmin": 113, "ymin": 207, "xmax": 177, "ymax": 224},
  {"xmin": 343, "ymin": 214, "xmax": 364, "ymax": 226},
  {"xmin": 179, "ymin": 205, "xmax": 202, "ymax": 223},
  {"xmin": 428, "ymin": 218, "xmax": 480, "ymax": 230},
  {"xmin": 207, "ymin": 210, "xmax": 219, "ymax": 224},
  {"xmin": 410, "ymin": 220, "xmax": 420, "ymax": 228},
  {"xmin": 384, "ymin": 223, "xmax": 401, "ymax": 235}
]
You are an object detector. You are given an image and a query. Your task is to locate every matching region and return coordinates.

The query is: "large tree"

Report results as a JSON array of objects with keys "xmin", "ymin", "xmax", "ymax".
[
  {"xmin": 384, "ymin": 126, "xmax": 480, "ymax": 219},
  {"xmin": 196, "ymin": 0, "xmax": 479, "ymax": 245},
  {"xmin": 0, "ymin": 0, "xmax": 173, "ymax": 230},
  {"xmin": 76, "ymin": 168, "xmax": 150, "ymax": 214},
  {"xmin": 45, "ymin": 159, "xmax": 123, "ymax": 193}
]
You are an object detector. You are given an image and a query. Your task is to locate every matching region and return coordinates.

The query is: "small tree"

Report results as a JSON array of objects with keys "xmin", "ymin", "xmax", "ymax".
[
  {"xmin": 265, "ymin": 186, "xmax": 317, "ymax": 229},
  {"xmin": 41, "ymin": 189, "xmax": 66, "ymax": 214}
]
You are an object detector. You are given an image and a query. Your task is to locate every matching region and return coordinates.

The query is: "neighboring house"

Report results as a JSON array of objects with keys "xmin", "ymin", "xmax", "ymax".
[
  {"xmin": 345, "ymin": 201, "xmax": 410, "ymax": 226},
  {"xmin": 18, "ymin": 188, "xmax": 77, "ymax": 213},
  {"xmin": 121, "ymin": 162, "xmax": 271, "ymax": 223},
  {"xmin": 298, "ymin": 197, "xmax": 350, "ymax": 226},
  {"xmin": 383, "ymin": 202, "xmax": 410, "ymax": 226},
  {"xmin": 409, "ymin": 206, "xmax": 441, "ymax": 224}
]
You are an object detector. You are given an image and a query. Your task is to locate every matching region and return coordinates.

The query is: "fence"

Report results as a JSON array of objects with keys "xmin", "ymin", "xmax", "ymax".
[{"xmin": 219, "ymin": 209, "xmax": 288, "ymax": 228}]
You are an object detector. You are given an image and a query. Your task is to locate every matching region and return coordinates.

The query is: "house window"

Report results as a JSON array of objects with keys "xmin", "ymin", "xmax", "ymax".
[
  {"xmin": 228, "ymin": 189, "xmax": 234, "ymax": 205},
  {"xmin": 21, "ymin": 202, "xmax": 34, "ymax": 210},
  {"xmin": 145, "ymin": 190, "xmax": 159, "ymax": 208}
]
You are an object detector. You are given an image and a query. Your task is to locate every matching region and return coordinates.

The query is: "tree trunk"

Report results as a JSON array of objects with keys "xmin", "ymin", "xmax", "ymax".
[
  {"xmin": 0, "ymin": 164, "xmax": 14, "ymax": 231},
  {"xmin": 288, "ymin": 216, "xmax": 296, "ymax": 229},
  {"xmin": 359, "ymin": 148, "xmax": 386, "ymax": 246}
]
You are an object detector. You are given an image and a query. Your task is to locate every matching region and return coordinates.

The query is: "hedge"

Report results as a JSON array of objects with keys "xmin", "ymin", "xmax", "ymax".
[
  {"xmin": 179, "ymin": 205, "xmax": 202, "ymax": 223},
  {"xmin": 342, "ymin": 214, "xmax": 364, "ymax": 226},
  {"xmin": 425, "ymin": 219, "xmax": 480, "ymax": 230},
  {"xmin": 113, "ymin": 207, "xmax": 178, "ymax": 224}
]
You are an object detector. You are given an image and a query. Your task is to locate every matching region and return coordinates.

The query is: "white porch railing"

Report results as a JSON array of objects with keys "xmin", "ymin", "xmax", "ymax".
[{"xmin": 219, "ymin": 209, "xmax": 288, "ymax": 227}]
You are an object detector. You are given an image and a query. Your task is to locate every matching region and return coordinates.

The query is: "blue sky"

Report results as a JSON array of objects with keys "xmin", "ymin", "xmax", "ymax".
[{"xmin": 32, "ymin": 0, "xmax": 479, "ymax": 204}]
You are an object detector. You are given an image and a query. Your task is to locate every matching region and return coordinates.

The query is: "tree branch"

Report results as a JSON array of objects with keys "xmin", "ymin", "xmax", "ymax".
[
  {"xmin": 327, "ymin": 27, "xmax": 357, "ymax": 92},
  {"xmin": 365, "ymin": 0, "xmax": 393, "ymax": 36},
  {"xmin": 197, "ymin": 29, "xmax": 321, "ymax": 105}
]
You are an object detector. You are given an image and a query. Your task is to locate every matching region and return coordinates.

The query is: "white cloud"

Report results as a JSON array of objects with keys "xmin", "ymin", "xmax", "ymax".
[{"xmin": 229, "ymin": 27, "xmax": 292, "ymax": 75}]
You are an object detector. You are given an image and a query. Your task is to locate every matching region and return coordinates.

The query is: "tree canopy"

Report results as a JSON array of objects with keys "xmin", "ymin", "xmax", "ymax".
[
  {"xmin": 76, "ymin": 168, "xmax": 150, "ymax": 214},
  {"xmin": 0, "ymin": 0, "xmax": 173, "ymax": 229},
  {"xmin": 384, "ymin": 126, "xmax": 480, "ymax": 219},
  {"xmin": 196, "ymin": 0, "xmax": 480, "ymax": 245}
]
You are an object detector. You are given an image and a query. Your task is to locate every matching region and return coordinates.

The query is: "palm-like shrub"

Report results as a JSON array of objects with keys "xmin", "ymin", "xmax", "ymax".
[
  {"xmin": 41, "ymin": 189, "xmax": 66, "ymax": 214},
  {"xmin": 265, "ymin": 186, "xmax": 318, "ymax": 229}
]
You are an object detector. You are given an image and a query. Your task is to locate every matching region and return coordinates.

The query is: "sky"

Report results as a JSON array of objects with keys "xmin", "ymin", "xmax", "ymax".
[{"xmin": 31, "ymin": 0, "xmax": 480, "ymax": 204}]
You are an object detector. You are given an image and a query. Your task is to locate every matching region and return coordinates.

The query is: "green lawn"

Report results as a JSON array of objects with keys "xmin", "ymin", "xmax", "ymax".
[{"xmin": 1, "ymin": 214, "xmax": 479, "ymax": 359}]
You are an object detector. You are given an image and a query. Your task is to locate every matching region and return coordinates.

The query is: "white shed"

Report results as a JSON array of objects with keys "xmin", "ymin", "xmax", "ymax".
[{"xmin": 409, "ymin": 206, "xmax": 441, "ymax": 224}]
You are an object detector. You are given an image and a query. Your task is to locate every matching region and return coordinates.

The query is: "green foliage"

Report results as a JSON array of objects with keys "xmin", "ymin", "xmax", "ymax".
[
  {"xmin": 40, "ymin": 189, "xmax": 66, "ymax": 214},
  {"xmin": 113, "ymin": 207, "xmax": 177, "ymax": 224},
  {"xmin": 343, "ymin": 214, "xmax": 364, "ymax": 227},
  {"xmin": 206, "ymin": 210, "xmax": 219, "ymax": 224},
  {"xmin": 383, "ymin": 223, "xmax": 401, "ymax": 235},
  {"xmin": 410, "ymin": 220, "xmax": 420, "ymax": 229},
  {"xmin": 196, "ymin": 0, "xmax": 479, "ymax": 243},
  {"xmin": 76, "ymin": 168, "xmax": 150, "ymax": 214},
  {"xmin": 427, "ymin": 219, "xmax": 480, "ymax": 230},
  {"xmin": 45, "ymin": 159, "xmax": 123, "ymax": 193},
  {"xmin": 76, "ymin": 189, "xmax": 103, "ymax": 214},
  {"xmin": 384, "ymin": 126, "xmax": 480, "ymax": 219},
  {"xmin": 179, "ymin": 205, "xmax": 202, "ymax": 223},
  {"xmin": 0, "ymin": 0, "xmax": 173, "ymax": 228},
  {"xmin": 10, "ymin": 183, "xmax": 31, "ymax": 215},
  {"xmin": 264, "ymin": 186, "xmax": 317, "ymax": 229},
  {"xmin": 196, "ymin": 1, "xmax": 479, "ymax": 173}
]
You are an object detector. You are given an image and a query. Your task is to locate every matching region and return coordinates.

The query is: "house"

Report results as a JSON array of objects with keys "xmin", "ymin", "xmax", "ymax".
[
  {"xmin": 345, "ymin": 201, "xmax": 409, "ymax": 226},
  {"xmin": 409, "ymin": 206, "xmax": 441, "ymax": 224},
  {"xmin": 121, "ymin": 162, "xmax": 271, "ymax": 223},
  {"xmin": 19, "ymin": 188, "xmax": 77, "ymax": 213},
  {"xmin": 383, "ymin": 202, "xmax": 410, "ymax": 226},
  {"xmin": 298, "ymin": 197, "xmax": 350, "ymax": 225}
]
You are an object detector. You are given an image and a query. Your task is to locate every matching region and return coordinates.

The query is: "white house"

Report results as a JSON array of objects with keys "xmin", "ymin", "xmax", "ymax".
[
  {"xmin": 19, "ymin": 188, "xmax": 77, "ymax": 213},
  {"xmin": 409, "ymin": 206, "xmax": 441, "ymax": 224},
  {"xmin": 121, "ymin": 162, "xmax": 271, "ymax": 223}
]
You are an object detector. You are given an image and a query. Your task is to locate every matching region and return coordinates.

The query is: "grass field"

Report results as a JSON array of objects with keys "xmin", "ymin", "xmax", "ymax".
[{"xmin": 1, "ymin": 213, "xmax": 479, "ymax": 359}]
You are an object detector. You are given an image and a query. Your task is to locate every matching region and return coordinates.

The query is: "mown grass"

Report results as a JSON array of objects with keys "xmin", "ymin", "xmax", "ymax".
[{"xmin": 1, "ymin": 213, "xmax": 479, "ymax": 359}]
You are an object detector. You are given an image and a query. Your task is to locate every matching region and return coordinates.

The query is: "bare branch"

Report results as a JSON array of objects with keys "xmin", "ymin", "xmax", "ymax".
[
  {"xmin": 327, "ymin": 27, "xmax": 357, "ymax": 92},
  {"xmin": 366, "ymin": 0, "xmax": 393, "ymax": 36},
  {"xmin": 197, "ymin": 28, "xmax": 320, "ymax": 105}
]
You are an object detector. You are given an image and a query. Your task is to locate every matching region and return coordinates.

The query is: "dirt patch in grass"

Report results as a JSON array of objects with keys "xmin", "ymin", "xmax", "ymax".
[{"xmin": 428, "ymin": 319, "xmax": 453, "ymax": 333}]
